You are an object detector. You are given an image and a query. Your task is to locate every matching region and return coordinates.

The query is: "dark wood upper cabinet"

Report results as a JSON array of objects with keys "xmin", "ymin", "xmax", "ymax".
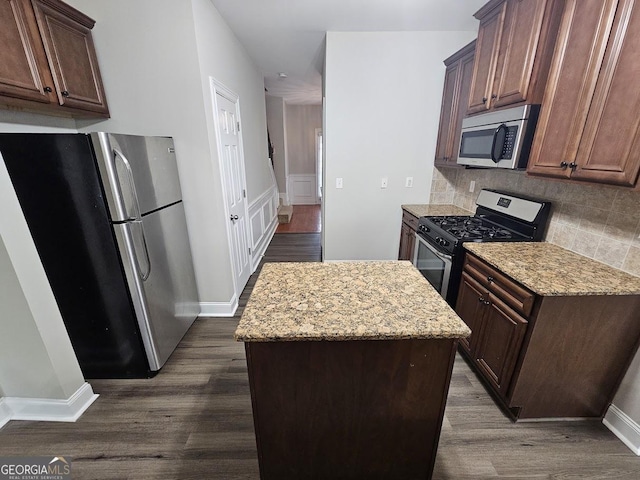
[
  {"xmin": 0, "ymin": 0, "xmax": 109, "ymax": 117},
  {"xmin": 467, "ymin": 0, "xmax": 563, "ymax": 115},
  {"xmin": 0, "ymin": 0, "xmax": 57, "ymax": 104},
  {"xmin": 434, "ymin": 41, "xmax": 475, "ymax": 167},
  {"xmin": 529, "ymin": 0, "xmax": 640, "ymax": 187},
  {"xmin": 467, "ymin": 2, "xmax": 505, "ymax": 114}
]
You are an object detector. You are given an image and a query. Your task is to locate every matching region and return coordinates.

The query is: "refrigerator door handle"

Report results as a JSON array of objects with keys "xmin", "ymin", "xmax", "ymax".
[
  {"xmin": 114, "ymin": 149, "xmax": 142, "ymax": 221},
  {"xmin": 131, "ymin": 219, "xmax": 152, "ymax": 281}
]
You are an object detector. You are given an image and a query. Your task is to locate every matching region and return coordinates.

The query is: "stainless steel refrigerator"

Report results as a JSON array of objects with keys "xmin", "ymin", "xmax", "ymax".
[{"xmin": 0, "ymin": 132, "xmax": 199, "ymax": 378}]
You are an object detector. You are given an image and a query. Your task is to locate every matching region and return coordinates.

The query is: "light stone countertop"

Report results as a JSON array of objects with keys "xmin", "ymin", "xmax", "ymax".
[
  {"xmin": 235, "ymin": 261, "xmax": 471, "ymax": 342},
  {"xmin": 402, "ymin": 204, "xmax": 473, "ymax": 218},
  {"xmin": 464, "ymin": 242, "xmax": 640, "ymax": 296}
]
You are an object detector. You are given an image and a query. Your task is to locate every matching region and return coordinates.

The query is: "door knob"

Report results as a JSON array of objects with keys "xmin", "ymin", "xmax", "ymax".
[
  {"xmin": 560, "ymin": 161, "xmax": 568, "ymax": 169},
  {"xmin": 230, "ymin": 214, "xmax": 239, "ymax": 221},
  {"xmin": 61, "ymin": 90, "xmax": 70, "ymax": 97},
  {"xmin": 44, "ymin": 86, "xmax": 53, "ymax": 93}
]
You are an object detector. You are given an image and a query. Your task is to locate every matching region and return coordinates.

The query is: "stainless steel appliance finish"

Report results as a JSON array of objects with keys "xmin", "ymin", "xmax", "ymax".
[
  {"xmin": 413, "ymin": 234, "xmax": 452, "ymax": 299},
  {"xmin": 457, "ymin": 105, "xmax": 540, "ymax": 169},
  {"xmin": 0, "ymin": 132, "xmax": 199, "ymax": 378},
  {"xmin": 413, "ymin": 189, "xmax": 551, "ymax": 306},
  {"xmin": 93, "ymin": 133, "xmax": 198, "ymax": 371}
]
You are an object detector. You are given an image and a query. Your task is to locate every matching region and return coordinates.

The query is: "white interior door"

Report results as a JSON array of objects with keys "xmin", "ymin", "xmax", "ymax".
[{"xmin": 216, "ymin": 89, "xmax": 251, "ymax": 297}]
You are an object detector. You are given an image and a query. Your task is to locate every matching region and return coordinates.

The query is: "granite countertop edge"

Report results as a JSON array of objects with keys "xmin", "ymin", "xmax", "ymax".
[
  {"xmin": 401, "ymin": 204, "xmax": 473, "ymax": 218},
  {"xmin": 463, "ymin": 242, "xmax": 640, "ymax": 297}
]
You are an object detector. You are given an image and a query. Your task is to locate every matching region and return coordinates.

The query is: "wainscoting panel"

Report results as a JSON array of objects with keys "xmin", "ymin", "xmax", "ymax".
[
  {"xmin": 288, "ymin": 174, "xmax": 318, "ymax": 205},
  {"xmin": 248, "ymin": 185, "xmax": 279, "ymax": 272}
]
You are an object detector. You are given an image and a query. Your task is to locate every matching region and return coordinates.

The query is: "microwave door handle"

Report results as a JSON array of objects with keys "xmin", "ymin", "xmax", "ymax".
[{"xmin": 491, "ymin": 123, "xmax": 508, "ymax": 163}]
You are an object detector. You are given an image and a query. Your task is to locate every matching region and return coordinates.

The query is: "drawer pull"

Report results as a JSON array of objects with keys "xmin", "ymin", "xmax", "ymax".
[{"xmin": 487, "ymin": 276, "xmax": 494, "ymax": 283}]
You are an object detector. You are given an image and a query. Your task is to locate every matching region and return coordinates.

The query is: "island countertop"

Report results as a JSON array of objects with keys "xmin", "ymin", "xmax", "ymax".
[
  {"xmin": 402, "ymin": 204, "xmax": 472, "ymax": 218},
  {"xmin": 464, "ymin": 242, "xmax": 640, "ymax": 296},
  {"xmin": 235, "ymin": 261, "xmax": 470, "ymax": 342}
]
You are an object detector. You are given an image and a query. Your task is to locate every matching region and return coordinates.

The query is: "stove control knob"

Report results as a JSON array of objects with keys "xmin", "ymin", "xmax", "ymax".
[{"xmin": 440, "ymin": 239, "xmax": 449, "ymax": 247}]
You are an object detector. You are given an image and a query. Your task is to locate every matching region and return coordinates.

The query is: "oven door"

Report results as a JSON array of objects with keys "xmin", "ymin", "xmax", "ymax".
[{"xmin": 412, "ymin": 233, "xmax": 453, "ymax": 298}]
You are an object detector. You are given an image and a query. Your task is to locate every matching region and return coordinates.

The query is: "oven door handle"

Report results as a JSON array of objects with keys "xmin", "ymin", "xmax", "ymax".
[{"xmin": 414, "ymin": 233, "xmax": 453, "ymax": 260}]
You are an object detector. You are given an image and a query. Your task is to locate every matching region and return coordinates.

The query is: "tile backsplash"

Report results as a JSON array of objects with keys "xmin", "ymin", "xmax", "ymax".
[{"xmin": 430, "ymin": 167, "xmax": 640, "ymax": 277}]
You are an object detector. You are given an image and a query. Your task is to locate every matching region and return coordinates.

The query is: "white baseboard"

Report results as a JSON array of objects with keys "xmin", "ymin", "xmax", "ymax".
[
  {"xmin": 0, "ymin": 399, "xmax": 11, "ymax": 429},
  {"xmin": 2, "ymin": 382, "xmax": 98, "ymax": 425},
  {"xmin": 199, "ymin": 297, "xmax": 238, "ymax": 317},
  {"xmin": 603, "ymin": 404, "xmax": 640, "ymax": 455}
]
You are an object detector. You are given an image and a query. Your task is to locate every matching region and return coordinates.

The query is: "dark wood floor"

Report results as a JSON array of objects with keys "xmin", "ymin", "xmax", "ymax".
[
  {"xmin": 276, "ymin": 205, "xmax": 321, "ymax": 233},
  {"xmin": 1, "ymin": 233, "xmax": 637, "ymax": 479}
]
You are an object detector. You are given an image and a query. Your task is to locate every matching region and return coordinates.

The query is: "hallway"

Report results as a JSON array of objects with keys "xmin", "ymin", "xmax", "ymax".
[{"xmin": 275, "ymin": 205, "xmax": 321, "ymax": 233}]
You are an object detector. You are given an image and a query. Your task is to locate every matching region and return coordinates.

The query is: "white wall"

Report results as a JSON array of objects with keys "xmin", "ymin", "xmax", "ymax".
[
  {"xmin": 265, "ymin": 95, "xmax": 287, "ymax": 197},
  {"xmin": 66, "ymin": 0, "xmax": 273, "ymax": 305},
  {"xmin": 0, "ymin": 157, "xmax": 85, "ymax": 400},
  {"xmin": 323, "ymin": 31, "xmax": 476, "ymax": 260},
  {"xmin": 286, "ymin": 104, "xmax": 322, "ymax": 174}
]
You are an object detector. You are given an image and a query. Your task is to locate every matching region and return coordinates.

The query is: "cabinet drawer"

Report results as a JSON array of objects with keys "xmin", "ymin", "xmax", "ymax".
[
  {"xmin": 464, "ymin": 253, "xmax": 535, "ymax": 317},
  {"xmin": 402, "ymin": 210, "xmax": 419, "ymax": 231}
]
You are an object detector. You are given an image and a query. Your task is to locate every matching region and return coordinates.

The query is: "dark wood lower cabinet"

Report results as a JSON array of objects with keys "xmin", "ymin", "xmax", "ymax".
[
  {"xmin": 398, "ymin": 209, "xmax": 418, "ymax": 261},
  {"xmin": 245, "ymin": 338, "xmax": 458, "ymax": 480},
  {"xmin": 456, "ymin": 252, "xmax": 640, "ymax": 420}
]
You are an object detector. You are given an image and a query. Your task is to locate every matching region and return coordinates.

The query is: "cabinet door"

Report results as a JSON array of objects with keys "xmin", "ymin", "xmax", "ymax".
[
  {"xmin": 467, "ymin": 2, "xmax": 506, "ymax": 114},
  {"xmin": 571, "ymin": 0, "xmax": 640, "ymax": 186},
  {"xmin": 527, "ymin": 0, "xmax": 619, "ymax": 178},
  {"xmin": 398, "ymin": 223, "xmax": 413, "ymax": 261},
  {"xmin": 492, "ymin": 0, "xmax": 548, "ymax": 108},
  {"xmin": 434, "ymin": 62, "xmax": 460, "ymax": 165},
  {"xmin": 475, "ymin": 293, "xmax": 527, "ymax": 395},
  {"xmin": 449, "ymin": 51, "xmax": 476, "ymax": 164},
  {"xmin": 455, "ymin": 271, "xmax": 488, "ymax": 355},
  {"xmin": 33, "ymin": 0, "xmax": 109, "ymax": 114},
  {"xmin": 0, "ymin": 0, "xmax": 56, "ymax": 103}
]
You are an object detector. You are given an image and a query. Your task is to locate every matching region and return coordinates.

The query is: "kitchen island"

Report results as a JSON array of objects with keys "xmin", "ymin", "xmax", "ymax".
[{"xmin": 235, "ymin": 261, "xmax": 470, "ymax": 480}]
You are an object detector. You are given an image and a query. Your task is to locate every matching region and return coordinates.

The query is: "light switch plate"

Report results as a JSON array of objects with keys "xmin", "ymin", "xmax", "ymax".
[
  {"xmin": 381, "ymin": 177, "xmax": 388, "ymax": 189},
  {"xmin": 405, "ymin": 177, "xmax": 413, "ymax": 188},
  {"xmin": 336, "ymin": 178, "xmax": 343, "ymax": 189}
]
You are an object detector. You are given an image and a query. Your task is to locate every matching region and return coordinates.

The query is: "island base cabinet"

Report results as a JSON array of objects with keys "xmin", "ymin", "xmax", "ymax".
[{"xmin": 245, "ymin": 338, "xmax": 458, "ymax": 480}]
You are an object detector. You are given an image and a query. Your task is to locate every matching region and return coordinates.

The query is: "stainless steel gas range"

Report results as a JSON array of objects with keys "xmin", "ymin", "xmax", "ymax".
[{"xmin": 413, "ymin": 189, "xmax": 551, "ymax": 306}]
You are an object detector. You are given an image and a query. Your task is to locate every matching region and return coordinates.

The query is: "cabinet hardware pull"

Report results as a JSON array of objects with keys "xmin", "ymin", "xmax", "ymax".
[
  {"xmin": 61, "ymin": 90, "xmax": 70, "ymax": 97},
  {"xmin": 479, "ymin": 296, "xmax": 485, "ymax": 303},
  {"xmin": 569, "ymin": 162, "xmax": 578, "ymax": 170},
  {"xmin": 484, "ymin": 300, "xmax": 491, "ymax": 305},
  {"xmin": 44, "ymin": 86, "xmax": 52, "ymax": 93},
  {"xmin": 491, "ymin": 93, "xmax": 497, "ymax": 99},
  {"xmin": 482, "ymin": 96, "xmax": 488, "ymax": 103},
  {"xmin": 487, "ymin": 276, "xmax": 494, "ymax": 283},
  {"xmin": 560, "ymin": 161, "xmax": 568, "ymax": 169}
]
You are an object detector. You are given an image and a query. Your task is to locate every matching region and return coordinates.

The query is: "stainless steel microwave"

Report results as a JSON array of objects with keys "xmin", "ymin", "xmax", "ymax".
[{"xmin": 457, "ymin": 104, "xmax": 540, "ymax": 169}]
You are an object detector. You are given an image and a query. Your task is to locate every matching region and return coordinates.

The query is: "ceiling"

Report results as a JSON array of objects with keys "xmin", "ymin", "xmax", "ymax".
[{"xmin": 210, "ymin": 0, "xmax": 485, "ymax": 105}]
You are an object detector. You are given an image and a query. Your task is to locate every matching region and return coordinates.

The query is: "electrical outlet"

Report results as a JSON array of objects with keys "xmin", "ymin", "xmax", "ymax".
[
  {"xmin": 405, "ymin": 177, "xmax": 413, "ymax": 188},
  {"xmin": 381, "ymin": 177, "xmax": 388, "ymax": 189},
  {"xmin": 336, "ymin": 178, "xmax": 343, "ymax": 189},
  {"xmin": 469, "ymin": 180, "xmax": 476, "ymax": 193}
]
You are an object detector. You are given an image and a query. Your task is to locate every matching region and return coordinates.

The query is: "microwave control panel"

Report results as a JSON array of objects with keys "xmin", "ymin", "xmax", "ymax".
[{"xmin": 501, "ymin": 127, "xmax": 518, "ymax": 159}]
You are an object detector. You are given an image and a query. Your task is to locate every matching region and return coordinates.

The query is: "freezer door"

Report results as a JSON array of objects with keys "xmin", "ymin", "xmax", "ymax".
[
  {"xmin": 113, "ymin": 201, "xmax": 199, "ymax": 371},
  {"xmin": 92, "ymin": 133, "xmax": 182, "ymax": 220}
]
